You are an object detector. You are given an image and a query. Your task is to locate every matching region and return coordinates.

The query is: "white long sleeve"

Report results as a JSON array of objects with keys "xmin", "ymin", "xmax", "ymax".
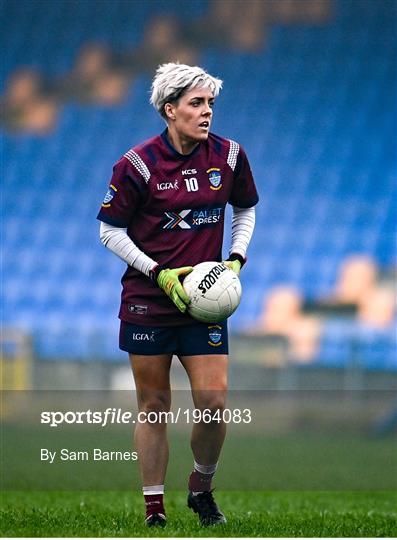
[
  {"xmin": 229, "ymin": 206, "xmax": 256, "ymax": 259},
  {"xmin": 99, "ymin": 221, "xmax": 157, "ymax": 277}
]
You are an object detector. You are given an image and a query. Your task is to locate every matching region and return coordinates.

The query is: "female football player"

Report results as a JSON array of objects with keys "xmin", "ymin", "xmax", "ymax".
[{"xmin": 97, "ymin": 63, "xmax": 258, "ymax": 527}]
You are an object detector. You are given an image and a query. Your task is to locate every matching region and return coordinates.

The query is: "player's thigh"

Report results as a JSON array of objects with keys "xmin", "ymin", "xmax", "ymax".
[
  {"xmin": 177, "ymin": 322, "xmax": 228, "ymax": 392},
  {"xmin": 120, "ymin": 320, "xmax": 175, "ymax": 393},
  {"xmin": 129, "ymin": 353, "xmax": 173, "ymax": 391},
  {"xmin": 178, "ymin": 354, "xmax": 228, "ymax": 391},
  {"xmin": 129, "ymin": 353, "xmax": 173, "ymax": 410},
  {"xmin": 179, "ymin": 354, "xmax": 228, "ymax": 411}
]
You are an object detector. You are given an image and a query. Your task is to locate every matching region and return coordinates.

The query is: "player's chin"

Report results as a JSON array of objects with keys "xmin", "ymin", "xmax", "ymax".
[{"xmin": 194, "ymin": 130, "xmax": 210, "ymax": 141}]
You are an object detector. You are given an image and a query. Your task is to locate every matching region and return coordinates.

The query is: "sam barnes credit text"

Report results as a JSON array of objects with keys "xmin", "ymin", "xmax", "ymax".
[{"xmin": 41, "ymin": 449, "xmax": 138, "ymax": 463}]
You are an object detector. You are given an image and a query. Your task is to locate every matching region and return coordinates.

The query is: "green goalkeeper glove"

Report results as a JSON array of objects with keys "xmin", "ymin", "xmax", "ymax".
[
  {"xmin": 223, "ymin": 254, "xmax": 246, "ymax": 276},
  {"xmin": 157, "ymin": 266, "xmax": 193, "ymax": 313},
  {"xmin": 223, "ymin": 259, "xmax": 241, "ymax": 275}
]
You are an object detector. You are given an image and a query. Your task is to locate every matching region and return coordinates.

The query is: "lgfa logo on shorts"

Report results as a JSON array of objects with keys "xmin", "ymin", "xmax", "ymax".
[
  {"xmin": 208, "ymin": 325, "xmax": 222, "ymax": 347},
  {"xmin": 132, "ymin": 332, "xmax": 155, "ymax": 342}
]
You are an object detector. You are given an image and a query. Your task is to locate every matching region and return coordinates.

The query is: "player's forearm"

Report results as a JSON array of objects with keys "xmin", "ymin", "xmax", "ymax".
[
  {"xmin": 99, "ymin": 221, "xmax": 157, "ymax": 277},
  {"xmin": 229, "ymin": 206, "xmax": 256, "ymax": 259}
]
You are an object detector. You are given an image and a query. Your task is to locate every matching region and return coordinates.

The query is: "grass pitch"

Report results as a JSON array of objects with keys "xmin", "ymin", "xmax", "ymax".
[
  {"xmin": 2, "ymin": 393, "xmax": 397, "ymax": 536},
  {"xmin": 1, "ymin": 490, "xmax": 396, "ymax": 537}
]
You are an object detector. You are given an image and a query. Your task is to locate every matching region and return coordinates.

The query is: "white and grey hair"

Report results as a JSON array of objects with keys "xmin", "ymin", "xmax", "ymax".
[{"xmin": 150, "ymin": 62, "xmax": 223, "ymax": 118}]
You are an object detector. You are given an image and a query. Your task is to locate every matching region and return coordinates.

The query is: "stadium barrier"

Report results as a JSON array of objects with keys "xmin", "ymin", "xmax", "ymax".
[{"xmin": 0, "ymin": 327, "xmax": 33, "ymax": 391}]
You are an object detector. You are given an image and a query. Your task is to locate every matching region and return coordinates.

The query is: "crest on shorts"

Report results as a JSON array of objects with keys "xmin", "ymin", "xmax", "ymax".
[
  {"xmin": 207, "ymin": 168, "xmax": 222, "ymax": 190},
  {"xmin": 208, "ymin": 325, "xmax": 222, "ymax": 347},
  {"xmin": 102, "ymin": 184, "xmax": 117, "ymax": 207}
]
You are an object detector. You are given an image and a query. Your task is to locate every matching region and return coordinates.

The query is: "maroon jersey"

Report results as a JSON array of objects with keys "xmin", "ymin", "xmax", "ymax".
[{"xmin": 97, "ymin": 130, "xmax": 259, "ymax": 326}]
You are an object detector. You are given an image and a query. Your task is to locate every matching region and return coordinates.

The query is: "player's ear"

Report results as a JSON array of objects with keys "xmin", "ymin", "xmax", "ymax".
[{"xmin": 164, "ymin": 103, "xmax": 176, "ymax": 121}]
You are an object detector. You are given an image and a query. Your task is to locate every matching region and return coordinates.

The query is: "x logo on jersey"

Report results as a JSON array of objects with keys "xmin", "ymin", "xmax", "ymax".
[{"xmin": 163, "ymin": 210, "xmax": 192, "ymax": 229}]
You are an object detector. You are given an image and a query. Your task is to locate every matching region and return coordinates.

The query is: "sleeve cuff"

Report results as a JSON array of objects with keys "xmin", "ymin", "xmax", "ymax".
[
  {"xmin": 96, "ymin": 214, "xmax": 129, "ymax": 228},
  {"xmin": 149, "ymin": 264, "xmax": 165, "ymax": 284},
  {"xmin": 227, "ymin": 253, "xmax": 246, "ymax": 268}
]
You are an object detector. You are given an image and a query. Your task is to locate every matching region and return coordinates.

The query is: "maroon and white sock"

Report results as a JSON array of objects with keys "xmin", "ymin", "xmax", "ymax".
[
  {"xmin": 188, "ymin": 461, "xmax": 218, "ymax": 494},
  {"xmin": 143, "ymin": 485, "xmax": 165, "ymax": 518}
]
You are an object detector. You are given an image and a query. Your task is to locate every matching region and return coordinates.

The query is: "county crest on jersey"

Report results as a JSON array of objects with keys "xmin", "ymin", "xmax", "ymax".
[{"xmin": 97, "ymin": 129, "xmax": 259, "ymax": 326}]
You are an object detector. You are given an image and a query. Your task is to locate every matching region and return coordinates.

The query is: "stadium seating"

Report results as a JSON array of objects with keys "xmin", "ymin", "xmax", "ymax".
[{"xmin": 2, "ymin": 0, "xmax": 396, "ymax": 368}]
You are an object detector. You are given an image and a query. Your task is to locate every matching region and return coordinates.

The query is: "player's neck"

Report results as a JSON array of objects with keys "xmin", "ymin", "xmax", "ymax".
[{"xmin": 166, "ymin": 128, "xmax": 199, "ymax": 155}]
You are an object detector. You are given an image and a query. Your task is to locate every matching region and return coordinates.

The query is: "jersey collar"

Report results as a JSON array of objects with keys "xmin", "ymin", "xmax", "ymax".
[{"xmin": 161, "ymin": 129, "xmax": 202, "ymax": 159}]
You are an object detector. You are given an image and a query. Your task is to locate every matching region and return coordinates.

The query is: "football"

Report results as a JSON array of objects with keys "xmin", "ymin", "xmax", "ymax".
[{"xmin": 183, "ymin": 261, "xmax": 242, "ymax": 323}]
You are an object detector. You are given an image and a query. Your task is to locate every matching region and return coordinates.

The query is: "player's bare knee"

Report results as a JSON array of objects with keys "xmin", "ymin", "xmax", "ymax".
[
  {"xmin": 197, "ymin": 396, "xmax": 226, "ymax": 417},
  {"xmin": 139, "ymin": 397, "xmax": 171, "ymax": 416},
  {"xmin": 195, "ymin": 387, "xmax": 227, "ymax": 410},
  {"xmin": 138, "ymin": 388, "xmax": 171, "ymax": 409}
]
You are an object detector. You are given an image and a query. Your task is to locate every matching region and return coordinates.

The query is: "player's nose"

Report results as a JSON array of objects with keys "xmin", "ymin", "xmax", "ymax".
[{"xmin": 202, "ymin": 104, "xmax": 212, "ymax": 116}]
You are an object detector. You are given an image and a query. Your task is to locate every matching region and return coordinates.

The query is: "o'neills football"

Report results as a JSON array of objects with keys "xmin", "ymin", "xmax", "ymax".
[{"xmin": 183, "ymin": 261, "xmax": 242, "ymax": 323}]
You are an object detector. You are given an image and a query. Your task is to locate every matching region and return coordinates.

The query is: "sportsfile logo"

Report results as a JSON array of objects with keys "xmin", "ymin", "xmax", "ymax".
[{"xmin": 163, "ymin": 206, "xmax": 224, "ymax": 230}]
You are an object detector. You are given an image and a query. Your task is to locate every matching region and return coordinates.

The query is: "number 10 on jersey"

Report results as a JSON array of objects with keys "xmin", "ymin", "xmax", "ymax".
[{"xmin": 184, "ymin": 177, "xmax": 199, "ymax": 192}]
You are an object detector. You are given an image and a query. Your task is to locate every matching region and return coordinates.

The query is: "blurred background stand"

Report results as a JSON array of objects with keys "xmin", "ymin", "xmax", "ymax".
[{"xmin": 1, "ymin": 0, "xmax": 396, "ymax": 438}]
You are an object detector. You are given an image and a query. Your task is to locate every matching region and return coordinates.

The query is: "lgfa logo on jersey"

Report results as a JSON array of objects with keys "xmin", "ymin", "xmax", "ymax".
[
  {"xmin": 157, "ymin": 179, "xmax": 179, "ymax": 191},
  {"xmin": 207, "ymin": 168, "xmax": 222, "ymax": 190},
  {"xmin": 208, "ymin": 325, "xmax": 222, "ymax": 347},
  {"xmin": 102, "ymin": 184, "xmax": 117, "ymax": 207}
]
